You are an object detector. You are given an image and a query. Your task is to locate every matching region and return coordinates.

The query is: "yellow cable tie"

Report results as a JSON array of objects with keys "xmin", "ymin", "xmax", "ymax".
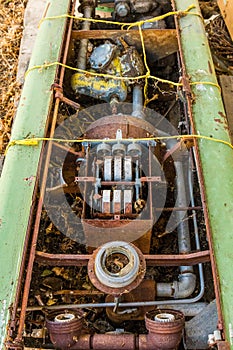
[{"xmin": 4, "ymin": 138, "xmax": 39, "ymax": 155}]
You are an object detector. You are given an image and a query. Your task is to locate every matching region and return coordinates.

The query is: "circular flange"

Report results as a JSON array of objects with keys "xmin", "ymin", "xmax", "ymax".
[
  {"xmin": 88, "ymin": 241, "xmax": 146, "ymax": 296},
  {"xmin": 154, "ymin": 313, "xmax": 175, "ymax": 323},
  {"xmin": 89, "ymin": 42, "xmax": 116, "ymax": 71},
  {"xmin": 54, "ymin": 313, "xmax": 76, "ymax": 323}
]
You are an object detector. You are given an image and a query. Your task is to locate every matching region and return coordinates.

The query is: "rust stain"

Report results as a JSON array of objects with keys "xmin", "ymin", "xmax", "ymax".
[
  {"xmin": 215, "ymin": 112, "xmax": 229, "ymax": 131},
  {"xmin": 218, "ymin": 111, "xmax": 227, "ymax": 121},
  {"xmin": 208, "ymin": 60, "xmax": 213, "ymax": 74},
  {"xmin": 214, "ymin": 118, "xmax": 223, "ymax": 124},
  {"xmin": 23, "ymin": 175, "xmax": 35, "ymax": 186}
]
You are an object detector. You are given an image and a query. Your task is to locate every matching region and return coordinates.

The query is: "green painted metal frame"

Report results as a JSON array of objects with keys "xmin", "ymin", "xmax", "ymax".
[
  {"xmin": 0, "ymin": 0, "xmax": 71, "ymax": 348},
  {"xmin": 174, "ymin": 0, "xmax": 233, "ymax": 347},
  {"xmin": 0, "ymin": 0, "xmax": 233, "ymax": 348}
]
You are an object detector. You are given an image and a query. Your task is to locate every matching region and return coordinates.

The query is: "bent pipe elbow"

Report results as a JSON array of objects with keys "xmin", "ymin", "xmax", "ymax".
[
  {"xmin": 173, "ymin": 273, "xmax": 197, "ymax": 299},
  {"xmin": 157, "ymin": 272, "xmax": 196, "ymax": 299}
]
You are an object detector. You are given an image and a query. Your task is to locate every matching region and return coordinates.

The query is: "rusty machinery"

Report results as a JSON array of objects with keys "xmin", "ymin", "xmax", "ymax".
[{"xmin": 5, "ymin": 0, "xmax": 228, "ymax": 349}]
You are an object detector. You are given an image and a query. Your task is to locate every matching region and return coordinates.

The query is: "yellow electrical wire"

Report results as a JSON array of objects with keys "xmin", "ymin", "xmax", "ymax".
[
  {"xmin": 14, "ymin": 3, "xmax": 228, "ymax": 159},
  {"xmin": 38, "ymin": 5, "xmax": 199, "ymax": 29},
  {"xmin": 26, "ymin": 4, "xmax": 221, "ymax": 96},
  {"xmin": 5, "ymin": 134, "xmax": 233, "ymax": 155},
  {"xmin": 25, "ymin": 61, "xmax": 220, "ymax": 91}
]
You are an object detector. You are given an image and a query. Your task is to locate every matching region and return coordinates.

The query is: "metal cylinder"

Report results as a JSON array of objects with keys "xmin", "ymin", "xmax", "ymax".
[
  {"xmin": 97, "ymin": 143, "xmax": 112, "ymax": 157},
  {"xmin": 112, "ymin": 143, "xmax": 126, "ymax": 157},
  {"xmin": 88, "ymin": 241, "xmax": 146, "ymax": 295},
  {"xmin": 127, "ymin": 143, "xmax": 142, "ymax": 157},
  {"xmin": 115, "ymin": 1, "xmax": 130, "ymax": 17},
  {"xmin": 77, "ymin": 2, "xmax": 95, "ymax": 70},
  {"xmin": 46, "ymin": 311, "xmax": 83, "ymax": 349},
  {"xmin": 144, "ymin": 309, "xmax": 185, "ymax": 350},
  {"xmin": 132, "ymin": 85, "xmax": 144, "ymax": 119}
]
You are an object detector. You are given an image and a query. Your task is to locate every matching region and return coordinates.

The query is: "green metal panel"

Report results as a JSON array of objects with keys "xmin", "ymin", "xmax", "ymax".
[
  {"xmin": 0, "ymin": 0, "xmax": 70, "ymax": 348},
  {"xmin": 175, "ymin": 0, "xmax": 233, "ymax": 347}
]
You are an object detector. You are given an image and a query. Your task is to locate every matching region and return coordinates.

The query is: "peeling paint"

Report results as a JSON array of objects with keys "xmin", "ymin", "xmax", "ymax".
[
  {"xmin": 0, "ymin": 299, "xmax": 7, "ymax": 348},
  {"xmin": 208, "ymin": 60, "xmax": 213, "ymax": 74},
  {"xmin": 23, "ymin": 175, "xmax": 36, "ymax": 186}
]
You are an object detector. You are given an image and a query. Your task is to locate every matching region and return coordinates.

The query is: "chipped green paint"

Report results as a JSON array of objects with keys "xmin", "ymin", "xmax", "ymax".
[
  {"xmin": 175, "ymin": 0, "xmax": 233, "ymax": 347},
  {"xmin": 0, "ymin": 0, "xmax": 70, "ymax": 348}
]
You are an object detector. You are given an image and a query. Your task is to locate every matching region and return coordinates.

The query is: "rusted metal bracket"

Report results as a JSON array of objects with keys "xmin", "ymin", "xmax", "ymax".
[
  {"xmin": 163, "ymin": 137, "xmax": 194, "ymax": 163},
  {"xmin": 51, "ymin": 83, "xmax": 80, "ymax": 109},
  {"xmin": 35, "ymin": 250, "xmax": 210, "ymax": 267}
]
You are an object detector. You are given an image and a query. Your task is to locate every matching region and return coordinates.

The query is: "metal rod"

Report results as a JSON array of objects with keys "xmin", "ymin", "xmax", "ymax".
[
  {"xmin": 132, "ymin": 84, "xmax": 144, "ymax": 119},
  {"xmin": 19, "ymin": 294, "xmax": 209, "ymax": 312},
  {"xmin": 15, "ymin": 2, "xmax": 76, "ymax": 342},
  {"xmin": 76, "ymin": 3, "xmax": 94, "ymax": 70},
  {"xmin": 35, "ymin": 250, "xmax": 210, "ymax": 266},
  {"xmin": 188, "ymin": 153, "xmax": 205, "ymax": 299},
  {"xmin": 174, "ymin": 160, "xmax": 193, "ymax": 274}
]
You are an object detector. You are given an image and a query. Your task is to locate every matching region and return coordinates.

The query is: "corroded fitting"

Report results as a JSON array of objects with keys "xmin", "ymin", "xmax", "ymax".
[
  {"xmin": 145, "ymin": 309, "xmax": 185, "ymax": 350},
  {"xmin": 88, "ymin": 241, "xmax": 146, "ymax": 295},
  {"xmin": 78, "ymin": 0, "xmax": 97, "ymax": 13},
  {"xmin": 115, "ymin": 1, "xmax": 130, "ymax": 17},
  {"xmin": 46, "ymin": 311, "xmax": 83, "ymax": 349}
]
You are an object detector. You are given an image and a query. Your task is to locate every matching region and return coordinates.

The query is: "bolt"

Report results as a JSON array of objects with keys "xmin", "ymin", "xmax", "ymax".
[{"xmin": 115, "ymin": 2, "xmax": 130, "ymax": 17}]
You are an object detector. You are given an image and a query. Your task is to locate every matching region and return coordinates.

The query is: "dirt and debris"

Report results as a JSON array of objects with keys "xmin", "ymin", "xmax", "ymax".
[
  {"xmin": 0, "ymin": 0, "xmax": 27, "ymax": 154},
  {"xmin": 0, "ymin": 2, "xmax": 228, "ymax": 346},
  {"xmin": 199, "ymin": 1, "xmax": 219, "ymax": 18},
  {"xmin": 206, "ymin": 15, "xmax": 233, "ymax": 74}
]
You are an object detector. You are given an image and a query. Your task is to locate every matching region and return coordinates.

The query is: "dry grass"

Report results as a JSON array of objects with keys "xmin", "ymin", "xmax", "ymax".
[
  {"xmin": 206, "ymin": 15, "xmax": 233, "ymax": 73},
  {"xmin": 0, "ymin": 0, "xmax": 27, "ymax": 154}
]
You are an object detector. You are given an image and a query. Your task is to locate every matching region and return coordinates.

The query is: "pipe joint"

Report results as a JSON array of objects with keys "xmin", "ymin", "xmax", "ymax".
[{"xmin": 173, "ymin": 273, "xmax": 196, "ymax": 299}]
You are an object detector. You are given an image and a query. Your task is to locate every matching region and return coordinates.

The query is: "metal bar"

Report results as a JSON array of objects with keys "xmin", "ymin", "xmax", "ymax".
[
  {"xmin": 173, "ymin": 0, "xmax": 233, "ymax": 343},
  {"xmin": 35, "ymin": 250, "xmax": 210, "ymax": 266},
  {"xmin": 0, "ymin": 1, "xmax": 71, "ymax": 348},
  {"xmin": 71, "ymin": 29, "xmax": 178, "ymax": 60},
  {"xmin": 15, "ymin": 2, "xmax": 76, "ymax": 342},
  {"xmin": 71, "ymin": 29, "xmax": 177, "ymax": 40},
  {"xmin": 75, "ymin": 177, "xmax": 162, "ymax": 184}
]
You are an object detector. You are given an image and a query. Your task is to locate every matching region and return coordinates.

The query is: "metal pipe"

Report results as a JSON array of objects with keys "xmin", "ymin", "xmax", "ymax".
[
  {"xmin": 21, "ymin": 289, "xmax": 206, "ymax": 313},
  {"xmin": 132, "ymin": 84, "xmax": 144, "ymax": 119},
  {"xmin": 156, "ymin": 130, "xmax": 195, "ymax": 298},
  {"xmin": 157, "ymin": 273, "xmax": 196, "ymax": 299},
  {"xmin": 174, "ymin": 160, "xmax": 193, "ymax": 273},
  {"xmin": 135, "ymin": 159, "xmax": 140, "ymax": 200},
  {"xmin": 188, "ymin": 153, "xmax": 205, "ymax": 299},
  {"xmin": 77, "ymin": 3, "xmax": 94, "ymax": 70}
]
